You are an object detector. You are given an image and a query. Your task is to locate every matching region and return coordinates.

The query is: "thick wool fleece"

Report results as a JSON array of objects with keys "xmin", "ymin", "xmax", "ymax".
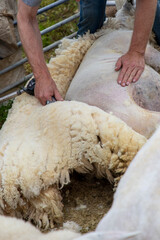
[
  {"xmin": 0, "ymin": 93, "xmax": 146, "ymax": 230},
  {"xmin": 47, "ymin": 34, "xmax": 99, "ymax": 98}
]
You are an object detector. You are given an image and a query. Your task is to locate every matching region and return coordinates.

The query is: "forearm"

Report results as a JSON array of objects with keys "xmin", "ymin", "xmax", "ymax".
[
  {"xmin": 129, "ymin": 0, "xmax": 157, "ymax": 55},
  {"xmin": 17, "ymin": 13, "xmax": 50, "ymax": 81}
]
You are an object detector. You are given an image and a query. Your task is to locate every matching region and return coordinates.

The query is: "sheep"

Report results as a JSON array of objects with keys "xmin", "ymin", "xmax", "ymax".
[
  {"xmin": 74, "ymin": 126, "xmax": 160, "ymax": 240},
  {"xmin": 0, "ymin": 0, "xmax": 158, "ymax": 232},
  {"xmin": 65, "ymin": 0, "xmax": 160, "ymax": 138},
  {"xmin": 115, "ymin": 0, "xmax": 126, "ymax": 10},
  {"xmin": 0, "ymin": 215, "xmax": 80, "ymax": 240},
  {"xmin": 0, "ymin": 92, "xmax": 146, "ymax": 230}
]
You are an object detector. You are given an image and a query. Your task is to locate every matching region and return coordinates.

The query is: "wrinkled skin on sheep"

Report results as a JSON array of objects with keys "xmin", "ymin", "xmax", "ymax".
[{"xmin": 66, "ymin": 3, "xmax": 160, "ymax": 139}]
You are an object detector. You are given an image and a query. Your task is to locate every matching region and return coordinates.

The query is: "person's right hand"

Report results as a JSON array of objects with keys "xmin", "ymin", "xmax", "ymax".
[{"xmin": 34, "ymin": 77, "xmax": 63, "ymax": 105}]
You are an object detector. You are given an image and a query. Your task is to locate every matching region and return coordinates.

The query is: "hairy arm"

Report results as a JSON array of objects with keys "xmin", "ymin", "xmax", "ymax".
[
  {"xmin": 17, "ymin": 0, "xmax": 63, "ymax": 105},
  {"xmin": 115, "ymin": 0, "xmax": 157, "ymax": 87}
]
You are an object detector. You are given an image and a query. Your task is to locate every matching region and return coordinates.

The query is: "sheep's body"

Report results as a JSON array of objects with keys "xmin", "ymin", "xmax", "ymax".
[
  {"xmin": 66, "ymin": 4, "xmax": 160, "ymax": 138},
  {"xmin": 0, "ymin": 93, "xmax": 146, "ymax": 230},
  {"xmin": 0, "ymin": 0, "xmax": 159, "ymax": 233},
  {"xmin": 0, "ymin": 215, "xmax": 80, "ymax": 240},
  {"xmin": 75, "ymin": 126, "xmax": 160, "ymax": 240}
]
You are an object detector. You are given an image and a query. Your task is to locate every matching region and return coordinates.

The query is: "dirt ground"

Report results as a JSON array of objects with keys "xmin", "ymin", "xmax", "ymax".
[{"xmin": 57, "ymin": 172, "xmax": 114, "ymax": 233}]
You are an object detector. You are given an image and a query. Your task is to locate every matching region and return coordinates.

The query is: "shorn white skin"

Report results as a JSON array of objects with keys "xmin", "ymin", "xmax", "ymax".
[
  {"xmin": 75, "ymin": 126, "xmax": 160, "ymax": 240},
  {"xmin": 66, "ymin": 2, "xmax": 160, "ymax": 138}
]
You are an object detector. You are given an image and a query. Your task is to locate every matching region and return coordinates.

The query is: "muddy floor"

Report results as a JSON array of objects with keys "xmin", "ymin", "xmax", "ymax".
[{"xmin": 58, "ymin": 172, "xmax": 114, "ymax": 233}]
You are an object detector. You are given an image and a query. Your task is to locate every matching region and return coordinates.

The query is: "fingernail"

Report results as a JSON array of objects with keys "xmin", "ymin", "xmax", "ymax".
[
  {"xmin": 133, "ymin": 79, "xmax": 136, "ymax": 82},
  {"xmin": 126, "ymin": 82, "xmax": 129, "ymax": 85},
  {"xmin": 118, "ymin": 81, "xmax": 121, "ymax": 84},
  {"xmin": 122, "ymin": 83, "xmax": 125, "ymax": 87}
]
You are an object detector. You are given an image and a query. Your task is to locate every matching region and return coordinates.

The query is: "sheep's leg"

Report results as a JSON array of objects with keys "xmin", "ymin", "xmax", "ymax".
[
  {"xmin": 145, "ymin": 44, "xmax": 160, "ymax": 72},
  {"xmin": 27, "ymin": 186, "xmax": 63, "ymax": 231},
  {"xmin": 0, "ymin": 185, "xmax": 63, "ymax": 231},
  {"xmin": 9, "ymin": 186, "xmax": 64, "ymax": 231}
]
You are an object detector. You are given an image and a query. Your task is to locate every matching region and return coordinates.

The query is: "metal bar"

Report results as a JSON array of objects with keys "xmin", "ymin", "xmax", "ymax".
[
  {"xmin": 13, "ymin": 0, "xmax": 70, "ymax": 25},
  {"xmin": 1, "ymin": 0, "xmax": 116, "ymax": 74},
  {"xmin": 0, "ymin": 89, "xmax": 24, "ymax": 104},
  {"xmin": 1, "ymin": 14, "xmax": 79, "ymax": 75},
  {"xmin": 16, "ymin": 1, "xmax": 115, "ymax": 47},
  {"xmin": 0, "ymin": 73, "xmax": 33, "ymax": 96},
  {"xmin": 107, "ymin": 1, "xmax": 116, "ymax": 6},
  {"xmin": 0, "ymin": 0, "xmax": 116, "ymax": 97},
  {"xmin": 0, "ymin": 32, "xmax": 77, "ymax": 96},
  {"xmin": 17, "ymin": 12, "xmax": 79, "ymax": 47}
]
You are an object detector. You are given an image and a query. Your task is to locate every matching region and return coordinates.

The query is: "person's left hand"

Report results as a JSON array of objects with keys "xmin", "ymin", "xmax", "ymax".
[{"xmin": 115, "ymin": 51, "xmax": 145, "ymax": 87}]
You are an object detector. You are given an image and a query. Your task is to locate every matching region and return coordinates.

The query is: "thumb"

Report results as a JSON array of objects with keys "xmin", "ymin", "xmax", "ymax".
[{"xmin": 115, "ymin": 57, "xmax": 122, "ymax": 71}]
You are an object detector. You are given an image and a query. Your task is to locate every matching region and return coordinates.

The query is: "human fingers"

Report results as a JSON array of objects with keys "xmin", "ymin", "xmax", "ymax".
[
  {"xmin": 34, "ymin": 85, "xmax": 53, "ymax": 106},
  {"xmin": 122, "ymin": 67, "xmax": 140, "ymax": 86},
  {"xmin": 54, "ymin": 89, "xmax": 64, "ymax": 101},
  {"xmin": 126, "ymin": 67, "xmax": 142, "ymax": 85},
  {"xmin": 132, "ymin": 69, "xmax": 144, "ymax": 83},
  {"xmin": 39, "ymin": 94, "xmax": 53, "ymax": 106},
  {"xmin": 115, "ymin": 57, "xmax": 122, "ymax": 71},
  {"xmin": 117, "ymin": 65, "xmax": 128, "ymax": 86},
  {"xmin": 120, "ymin": 67, "xmax": 135, "ymax": 87}
]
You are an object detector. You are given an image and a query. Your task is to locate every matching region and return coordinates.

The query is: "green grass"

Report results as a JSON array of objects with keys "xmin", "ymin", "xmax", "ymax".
[
  {"xmin": 25, "ymin": 0, "xmax": 79, "ymax": 73},
  {"xmin": 0, "ymin": 0, "xmax": 79, "ymax": 129},
  {"xmin": 39, "ymin": 0, "xmax": 78, "ymax": 48},
  {"xmin": 0, "ymin": 101, "xmax": 13, "ymax": 129}
]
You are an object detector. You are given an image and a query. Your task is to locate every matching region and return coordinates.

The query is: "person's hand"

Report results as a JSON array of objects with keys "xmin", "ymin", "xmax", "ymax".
[
  {"xmin": 34, "ymin": 77, "xmax": 63, "ymax": 105},
  {"xmin": 115, "ymin": 51, "xmax": 145, "ymax": 87}
]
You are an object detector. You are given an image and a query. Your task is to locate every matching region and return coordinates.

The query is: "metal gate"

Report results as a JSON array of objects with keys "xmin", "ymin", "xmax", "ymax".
[{"xmin": 0, "ymin": 0, "xmax": 116, "ymax": 102}]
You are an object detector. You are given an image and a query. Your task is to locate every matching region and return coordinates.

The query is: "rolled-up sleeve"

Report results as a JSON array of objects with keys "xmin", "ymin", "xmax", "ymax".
[{"xmin": 22, "ymin": 0, "xmax": 41, "ymax": 7}]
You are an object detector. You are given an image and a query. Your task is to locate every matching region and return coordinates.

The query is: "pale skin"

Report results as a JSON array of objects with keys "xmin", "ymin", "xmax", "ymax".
[
  {"xmin": 17, "ymin": 0, "xmax": 157, "ymax": 105},
  {"xmin": 115, "ymin": 0, "xmax": 157, "ymax": 87}
]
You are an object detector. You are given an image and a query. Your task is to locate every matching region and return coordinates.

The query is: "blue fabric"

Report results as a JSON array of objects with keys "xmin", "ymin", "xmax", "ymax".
[
  {"xmin": 77, "ymin": 0, "xmax": 107, "ymax": 36},
  {"xmin": 78, "ymin": 0, "xmax": 160, "ymax": 47},
  {"xmin": 153, "ymin": 0, "xmax": 160, "ymax": 46},
  {"xmin": 22, "ymin": 0, "xmax": 41, "ymax": 7}
]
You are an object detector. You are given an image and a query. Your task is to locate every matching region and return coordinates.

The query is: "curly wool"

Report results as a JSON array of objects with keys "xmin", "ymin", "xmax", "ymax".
[
  {"xmin": 0, "ymin": 92, "xmax": 146, "ymax": 230},
  {"xmin": 0, "ymin": 2, "xmax": 151, "ymax": 230}
]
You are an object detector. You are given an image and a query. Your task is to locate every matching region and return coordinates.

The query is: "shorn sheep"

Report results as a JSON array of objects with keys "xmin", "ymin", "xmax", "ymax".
[
  {"xmin": 0, "ymin": 215, "xmax": 80, "ymax": 240},
  {"xmin": 0, "ymin": 0, "xmax": 159, "ymax": 233},
  {"xmin": 75, "ymin": 126, "xmax": 160, "ymax": 240},
  {"xmin": 65, "ymin": 0, "xmax": 160, "ymax": 138}
]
